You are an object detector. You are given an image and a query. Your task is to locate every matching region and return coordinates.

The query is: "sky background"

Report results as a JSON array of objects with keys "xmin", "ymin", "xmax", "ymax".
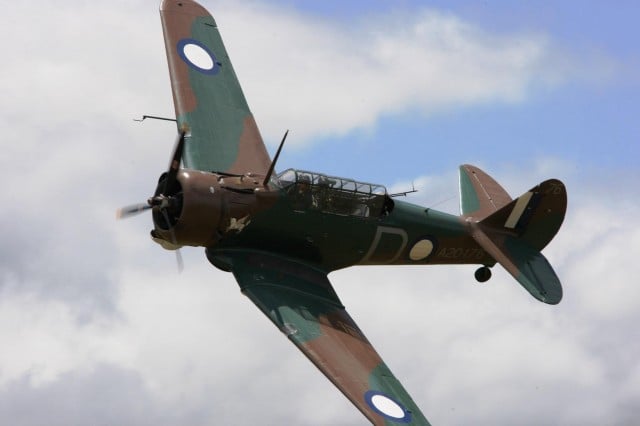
[{"xmin": 1, "ymin": 0, "xmax": 639, "ymax": 425}]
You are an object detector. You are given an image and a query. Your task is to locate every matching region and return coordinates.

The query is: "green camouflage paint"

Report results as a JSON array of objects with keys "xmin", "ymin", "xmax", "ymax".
[
  {"xmin": 178, "ymin": 16, "xmax": 249, "ymax": 171},
  {"xmin": 459, "ymin": 167, "xmax": 480, "ymax": 215},
  {"xmin": 458, "ymin": 164, "xmax": 512, "ymax": 221}
]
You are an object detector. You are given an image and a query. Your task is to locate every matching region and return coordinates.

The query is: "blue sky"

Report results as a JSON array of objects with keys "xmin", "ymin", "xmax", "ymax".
[
  {"xmin": 274, "ymin": 0, "xmax": 639, "ymax": 53},
  {"xmin": 272, "ymin": 0, "xmax": 639, "ymax": 184},
  {"xmin": 1, "ymin": 1, "xmax": 639, "ymax": 425}
]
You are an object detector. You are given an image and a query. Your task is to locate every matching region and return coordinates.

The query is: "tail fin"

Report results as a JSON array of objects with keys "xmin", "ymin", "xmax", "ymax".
[
  {"xmin": 459, "ymin": 164, "xmax": 513, "ymax": 220},
  {"xmin": 160, "ymin": 0, "xmax": 271, "ymax": 175},
  {"xmin": 460, "ymin": 166, "xmax": 567, "ymax": 304}
]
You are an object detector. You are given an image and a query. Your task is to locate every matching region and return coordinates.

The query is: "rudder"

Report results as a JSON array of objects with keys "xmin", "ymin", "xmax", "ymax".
[{"xmin": 480, "ymin": 179, "xmax": 567, "ymax": 251}]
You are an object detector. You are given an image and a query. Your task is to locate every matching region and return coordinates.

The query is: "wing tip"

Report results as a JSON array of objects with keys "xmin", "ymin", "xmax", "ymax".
[{"xmin": 160, "ymin": 0, "xmax": 211, "ymax": 17}]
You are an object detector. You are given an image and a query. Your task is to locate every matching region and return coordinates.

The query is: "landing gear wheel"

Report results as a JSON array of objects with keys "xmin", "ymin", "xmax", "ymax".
[{"xmin": 475, "ymin": 266, "xmax": 492, "ymax": 283}]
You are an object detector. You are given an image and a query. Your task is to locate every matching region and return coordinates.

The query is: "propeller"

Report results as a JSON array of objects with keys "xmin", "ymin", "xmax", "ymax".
[
  {"xmin": 117, "ymin": 130, "xmax": 187, "ymax": 272},
  {"xmin": 116, "ymin": 202, "xmax": 151, "ymax": 219},
  {"xmin": 161, "ymin": 208, "xmax": 184, "ymax": 273},
  {"xmin": 163, "ymin": 129, "xmax": 186, "ymax": 196}
]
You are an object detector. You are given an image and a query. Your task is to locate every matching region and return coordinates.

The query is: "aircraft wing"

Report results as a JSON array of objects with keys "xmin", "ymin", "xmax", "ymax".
[
  {"xmin": 224, "ymin": 250, "xmax": 431, "ymax": 425},
  {"xmin": 160, "ymin": 0, "xmax": 271, "ymax": 175}
]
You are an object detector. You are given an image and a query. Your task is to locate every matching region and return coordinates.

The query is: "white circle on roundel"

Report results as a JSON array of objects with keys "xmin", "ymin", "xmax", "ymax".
[
  {"xmin": 370, "ymin": 394, "xmax": 405, "ymax": 419},
  {"xmin": 183, "ymin": 43, "xmax": 214, "ymax": 70},
  {"xmin": 409, "ymin": 239, "xmax": 434, "ymax": 261}
]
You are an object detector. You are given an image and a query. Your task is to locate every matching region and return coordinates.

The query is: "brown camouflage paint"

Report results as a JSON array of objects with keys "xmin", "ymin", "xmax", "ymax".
[
  {"xmin": 459, "ymin": 164, "xmax": 512, "ymax": 220},
  {"xmin": 153, "ymin": 170, "xmax": 279, "ymax": 247},
  {"xmin": 160, "ymin": 0, "xmax": 201, "ymax": 113},
  {"xmin": 228, "ymin": 115, "xmax": 271, "ymax": 176},
  {"xmin": 305, "ymin": 310, "xmax": 384, "ymax": 425}
]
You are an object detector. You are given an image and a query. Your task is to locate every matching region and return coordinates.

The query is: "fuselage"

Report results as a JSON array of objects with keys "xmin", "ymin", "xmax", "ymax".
[
  {"xmin": 154, "ymin": 168, "xmax": 495, "ymax": 272},
  {"xmin": 213, "ymin": 189, "xmax": 494, "ymax": 270}
]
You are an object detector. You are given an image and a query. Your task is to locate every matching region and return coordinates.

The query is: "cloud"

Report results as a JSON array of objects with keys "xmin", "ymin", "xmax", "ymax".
[
  {"xmin": 1, "ymin": 0, "xmax": 588, "ymax": 147},
  {"xmin": 2, "ymin": 158, "xmax": 639, "ymax": 424},
  {"xmin": 0, "ymin": 1, "xmax": 637, "ymax": 425},
  {"xmin": 216, "ymin": 2, "xmax": 569, "ymax": 145},
  {"xmin": 0, "ymin": 364, "xmax": 195, "ymax": 426},
  {"xmin": 0, "ymin": 0, "xmax": 612, "ymax": 152}
]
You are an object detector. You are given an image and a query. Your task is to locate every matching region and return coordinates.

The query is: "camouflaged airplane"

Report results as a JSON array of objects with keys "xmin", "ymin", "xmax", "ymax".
[{"xmin": 118, "ymin": 1, "xmax": 567, "ymax": 424}]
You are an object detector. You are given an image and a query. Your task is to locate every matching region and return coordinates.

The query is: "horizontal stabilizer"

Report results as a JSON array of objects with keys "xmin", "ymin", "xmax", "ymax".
[{"xmin": 471, "ymin": 226, "xmax": 562, "ymax": 304}]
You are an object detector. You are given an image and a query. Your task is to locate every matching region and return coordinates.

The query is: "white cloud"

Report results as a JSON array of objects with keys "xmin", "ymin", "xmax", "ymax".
[
  {"xmin": 0, "ymin": 291, "xmax": 130, "ymax": 388},
  {"xmin": 0, "ymin": 1, "xmax": 636, "ymax": 425},
  {"xmin": 217, "ymin": 2, "xmax": 565, "ymax": 145},
  {"xmin": 2, "ymin": 161, "xmax": 639, "ymax": 424},
  {"xmin": 0, "ymin": 0, "xmax": 592, "ymax": 154}
]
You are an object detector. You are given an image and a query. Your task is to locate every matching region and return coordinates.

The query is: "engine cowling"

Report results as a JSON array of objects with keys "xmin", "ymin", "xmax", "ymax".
[{"xmin": 152, "ymin": 170, "xmax": 224, "ymax": 248}]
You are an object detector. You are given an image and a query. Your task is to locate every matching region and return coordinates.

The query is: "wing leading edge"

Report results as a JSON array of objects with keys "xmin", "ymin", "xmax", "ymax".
[
  {"xmin": 219, "ymin": 250, "xmax": 431, "ymax": 425},
  {"xmin": 160, "ymin": 0, "xmax": 271, "ymax": 175}
]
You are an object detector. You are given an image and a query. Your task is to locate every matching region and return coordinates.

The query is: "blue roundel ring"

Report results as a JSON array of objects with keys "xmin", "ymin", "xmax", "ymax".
[
  {"xmin": 364, "ymin": 390, "xmax": 412, "ymax": 423},
  {"xmin": 177, "ymin": 38, "xmax": 220, "ymax": 75}
]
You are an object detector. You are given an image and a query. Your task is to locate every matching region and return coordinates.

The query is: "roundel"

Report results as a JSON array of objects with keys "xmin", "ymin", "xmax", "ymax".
[
  {"xmin": 409, "ymin": 237, "xmax": 435, "ymax": 261},
  {"xmin": 177, "ymin": 38, "xmax": 220, "ymax": 75},
  {"xmin": 364, "ymin": 390, "xmax": 412, "ymax": 423}
]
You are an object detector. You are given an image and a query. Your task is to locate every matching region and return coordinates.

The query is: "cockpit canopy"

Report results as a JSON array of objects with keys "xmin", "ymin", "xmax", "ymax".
[{"xmin": 278, "ymin": 169, "xmax": 389, "ymax": 217}]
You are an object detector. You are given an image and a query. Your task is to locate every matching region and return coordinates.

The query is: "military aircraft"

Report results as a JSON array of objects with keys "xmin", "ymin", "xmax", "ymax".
[{"xmin": 118, "ymin": 1, "xmax": 567, "ymax": 424}]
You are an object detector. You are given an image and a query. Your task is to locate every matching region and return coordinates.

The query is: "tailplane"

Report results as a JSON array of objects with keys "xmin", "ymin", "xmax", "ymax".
[{"xmin": 459, "ymin": 166, "xmax": 567, "ymax": 304}]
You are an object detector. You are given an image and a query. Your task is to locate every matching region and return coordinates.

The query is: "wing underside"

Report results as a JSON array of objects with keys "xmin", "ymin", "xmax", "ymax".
[{"xmin": 219, "ymin": 250, "xmax": 431, "ymax": 425}]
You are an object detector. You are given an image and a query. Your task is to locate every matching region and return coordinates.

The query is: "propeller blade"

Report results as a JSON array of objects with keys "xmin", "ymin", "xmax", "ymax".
[
  {"xmin": 161, "ymin": 208, "xmax": 184, "ymax": 273},
  {"xmin": 175, "ymin": 248, "xmax": 184, "ymax": 274},
  {"xmin": 116, "ymin": 203, "xmax": 151, "ymax": 219},
  {"xmin": 163, "ymin": 130, "xmax": 186, "ymax": 195}
]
